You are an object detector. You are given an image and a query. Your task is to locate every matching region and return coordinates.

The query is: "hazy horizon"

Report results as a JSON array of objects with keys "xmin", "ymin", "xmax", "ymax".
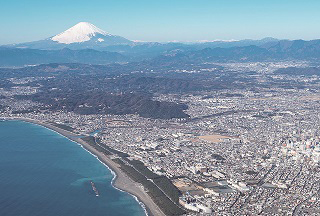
[{"xmin": 1, "ymin": 0, "xmax": 320, "ymax": 44}]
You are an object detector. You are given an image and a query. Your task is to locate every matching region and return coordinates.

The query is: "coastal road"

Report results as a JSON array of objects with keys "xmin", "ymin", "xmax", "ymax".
[
  {"xmin": 93, "ymin": 137, "xmax": 176, "ymax": 215},
  {"xmin": 94, "ymin": 136, "xmax": 183, "ymax": 210}
]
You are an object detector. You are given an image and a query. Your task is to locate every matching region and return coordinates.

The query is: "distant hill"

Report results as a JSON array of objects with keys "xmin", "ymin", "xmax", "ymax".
[
  {"xmin": 0, "ymin": 47, "xmax": 127, "ymax": 67},
  {"xmin": 149, "ymin": 39, "xmax": 320, "ymax": 63},
  {"xmin": 0, "ymin": 63, "xmax": 193, "ymax": 119},
  {"xmin": 261, "ymin": 39, "xmax": 320, "ymax": 59},
  {"xmin": 4, "ymin": 29, "xmax": 320, "ymax": 67}
]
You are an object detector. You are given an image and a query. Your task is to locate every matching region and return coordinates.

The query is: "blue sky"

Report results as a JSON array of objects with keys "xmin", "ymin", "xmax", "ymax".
[{"xmin": 1, "ymin": 0, "xmax": 320, "ymax": 44}]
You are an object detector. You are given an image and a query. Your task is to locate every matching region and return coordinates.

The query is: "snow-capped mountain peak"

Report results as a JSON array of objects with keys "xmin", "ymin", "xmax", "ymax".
[
  {"xmin": 7, "ymin": 22, "xmax": 132, "ymax": 49},
  {"xmin": 51, "ymin": 22, "xmax": 112, "ymax": 44}
]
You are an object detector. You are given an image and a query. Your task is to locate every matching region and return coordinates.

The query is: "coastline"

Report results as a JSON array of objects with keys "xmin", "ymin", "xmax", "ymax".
[{"xmin": 5, "ymin": 117, "xmax": 165, "ymax": 216}]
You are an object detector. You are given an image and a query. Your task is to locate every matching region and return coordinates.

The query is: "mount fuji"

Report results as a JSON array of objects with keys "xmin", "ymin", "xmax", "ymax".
[{"xmin": 8, "ymin": 22, "xmax": 133, "ymax": 50}]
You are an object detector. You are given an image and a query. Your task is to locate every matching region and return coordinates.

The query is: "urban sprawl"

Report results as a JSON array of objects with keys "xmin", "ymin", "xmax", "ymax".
[{"xmin": 1, "ymin": 61, "xmax": 320, "ymax": 215}]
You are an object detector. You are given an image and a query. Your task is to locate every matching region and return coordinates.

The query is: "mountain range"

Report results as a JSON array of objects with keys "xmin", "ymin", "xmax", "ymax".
[
  {"xmin": 0, "ymin": 47, "xmax": 127, "ymax": 67},
  {"xmin": 5, "ymin": 22, "xmax": 280, "ymax": 51},
  {"xmin": 3, "ymin": 22, "xmax": 320, "ymax": 67}
]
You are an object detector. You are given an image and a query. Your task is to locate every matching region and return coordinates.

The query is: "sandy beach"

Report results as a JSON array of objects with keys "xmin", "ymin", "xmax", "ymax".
[{"xmin": 6, "ymin": 117, "xmax": 165, "ymax": 216}]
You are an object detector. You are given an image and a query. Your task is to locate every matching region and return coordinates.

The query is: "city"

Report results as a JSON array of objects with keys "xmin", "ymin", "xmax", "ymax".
[{"xmin": 1, "ymin": 61, "xmax": 320, "ymax": 215}]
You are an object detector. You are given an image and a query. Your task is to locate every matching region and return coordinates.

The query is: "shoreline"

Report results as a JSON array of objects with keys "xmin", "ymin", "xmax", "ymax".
[{"xmin": 4, "ymin": 117, "xmax": 165, "ymax": 216}]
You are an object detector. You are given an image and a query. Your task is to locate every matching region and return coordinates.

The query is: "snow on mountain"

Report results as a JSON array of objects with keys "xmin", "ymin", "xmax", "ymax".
[
  {"xmin": 51, "ymin": 22, "xmax": 112, "ymax": 44},
  {"xmin": 5, "ymin": 22, "xmax": 133, "ymax": 49}
]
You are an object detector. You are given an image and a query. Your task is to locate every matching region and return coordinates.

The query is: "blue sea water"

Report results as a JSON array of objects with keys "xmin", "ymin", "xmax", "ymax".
[{"xmin": 0, "ymin": 120, "xmax": 146, "ymax": 216}]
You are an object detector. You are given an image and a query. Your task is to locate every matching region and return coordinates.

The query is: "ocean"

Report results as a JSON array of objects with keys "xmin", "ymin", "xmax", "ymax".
[{"xmin": 0, "ymin": 120, "xmax": 146, "ymax": 216}]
